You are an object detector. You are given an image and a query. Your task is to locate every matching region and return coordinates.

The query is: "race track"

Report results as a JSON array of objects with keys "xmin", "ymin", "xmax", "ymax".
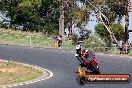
[{"xmin": 0, "ymin": 45, "xmax": 131, "ymax": 88}]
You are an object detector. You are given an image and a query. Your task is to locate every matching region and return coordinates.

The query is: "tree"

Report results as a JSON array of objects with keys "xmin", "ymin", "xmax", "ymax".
[
  {"xmin": 78, "ymin": 0, "xmax": 131, "ymax": 54},
  {"xmin": 83, "ymin": 36, "xmax": 106, "ymax": 51},
  {"xmin": 95, "ymin": 23, "xmax": 124, "ymax": 46},
  {"xmin": 37, "ymin": 0, "xmax": 60, "ymax": 33},
  {"xmin": 64, "ymin": 0, "xmax": 74, "ymax": 38},
  {"xmin": 0, "ymin": 0, "xmax": 23, "ymax": 27},
  {"xmin": 12, "ymin": 0, "xmax": 42, "ymax": 31},
  {"xmin": 66, "ymin": 1, "xmax": 91, "ymax": 40},
  {"xmin": 95, "ymin": 24, "xmax": 111, "ymax": 46},
  {"xmin": 0, "ymin": 0, "xmax": 61, "ymax": 34},
  {"xmin": 59, "ymin": 0, "xmax": 75, "ymax": 39}
]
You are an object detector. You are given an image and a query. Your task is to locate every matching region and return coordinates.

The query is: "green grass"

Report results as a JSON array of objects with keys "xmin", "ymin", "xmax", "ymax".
[
  {"xmin": 128, "ymin": 50, "xmax": 132, "ymax": 56},
  {"xmin": 0, "ymin": 61, "xmax": 43, "ymax": 85},
  {"xmin": 0, "ymin": 29, "xmax": 131, "ymax": 55},
  {"xmin": 0, "ymin": 33, "xmax": 29, "ymax": 46},
  {"xmin": 62, "ymin": 40, "xmax": 74, "ymax": 49},
  {"xmin": 108, "ymin": 47, "xmax": 120, "ymax": 54},
  {"xmin": 0, "ymin": 30, "xmax": 74, "ymax": 49}
]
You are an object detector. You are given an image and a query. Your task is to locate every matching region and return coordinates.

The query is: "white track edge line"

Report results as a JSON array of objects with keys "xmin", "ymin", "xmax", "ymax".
[{"xmin": 0, "ymin": 59, "xmax": 53, "ymax": 88}]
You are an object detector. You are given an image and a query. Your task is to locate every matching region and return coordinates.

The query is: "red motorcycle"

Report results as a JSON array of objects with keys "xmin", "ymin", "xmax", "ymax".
[{"xmin": 76, "ymin": 52, "xmax": 100, "ymax": 74}]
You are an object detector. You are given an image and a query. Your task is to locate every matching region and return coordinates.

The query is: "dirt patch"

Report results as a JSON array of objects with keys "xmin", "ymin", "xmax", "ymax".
[
  {"xmin": 0, "ymin": 68, "xmax": 19, "ymax": 73},
  {"xmin": 0, "ymin": 61, "xmax": 43, "ymax": 85}
]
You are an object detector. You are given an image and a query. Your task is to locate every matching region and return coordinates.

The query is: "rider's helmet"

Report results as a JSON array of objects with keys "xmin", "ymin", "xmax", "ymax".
[
  {"xmin": 75, "ymin": 41, "xmax": 84, "ymax": 54},
  {"xmin": 75, "ymin": 44, "xmax": 82, "ymax": 54}
]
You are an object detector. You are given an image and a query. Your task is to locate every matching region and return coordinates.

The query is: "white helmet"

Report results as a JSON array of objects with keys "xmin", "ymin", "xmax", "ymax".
[{"xmin": 76, "ymin": 45, "xmax": 81, "ymax": 50}]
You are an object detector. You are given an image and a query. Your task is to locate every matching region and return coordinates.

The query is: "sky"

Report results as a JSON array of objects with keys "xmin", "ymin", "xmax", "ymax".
[
  {"xmin": 129, "ymin": 12, "xmax": 132, "ymax": 42},
  {"xmin": 75, "ymin": 1, "xmax": 132, "ymax": 42},
  {"xmin": 85, "ymin": 11, "xmax": 132, "ymax": 42}
]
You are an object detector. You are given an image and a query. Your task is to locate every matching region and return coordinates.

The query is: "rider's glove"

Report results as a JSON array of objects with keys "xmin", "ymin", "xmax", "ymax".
[{"xmin": 75, "ymin": 53, "xmax": 78, "ymax": 57}]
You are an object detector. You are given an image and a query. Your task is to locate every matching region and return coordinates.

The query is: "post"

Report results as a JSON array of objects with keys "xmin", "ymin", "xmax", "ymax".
[
  {"xmin": 29, "ymin": 36, "xmax": 31, "ymax": 46},
  {"xmin": 112, "ymin": 44, "xmax": 117, "ymax": 54},
  {"xmin": 26, "ymin": 36, "xmax": 32, "ymax": 46},
  {"xmin": 114, "ymin": 44, "xmax": 117, "ymax": 54}
]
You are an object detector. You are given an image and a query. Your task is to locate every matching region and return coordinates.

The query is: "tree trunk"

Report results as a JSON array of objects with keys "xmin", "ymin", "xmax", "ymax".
[
  {"xmin": 67, "ymin": 18, "xmax": 73, "ymax": 40},
  {"xmin": 68, "ymin": 19, "xmax": 72, "ymax": 34},
  {"xmin": 87, "ymin": 0, "xmax": 130, "ymax": 54},
  {"xmin": 59, "ymin": 0, "xmax": 64, "ymax": 40},
  {"xmin": 122, "ymin": 0, "xmax": 129, "ymax": 54},
  {"xmin": 87, "ymin": 1, "xmax": 119, "ymax": 45},
  {"xmin": 66, "ymin": 0, "xmax": 74, "ymax": 40},
  {"xmin": 98, "ymin": 12, "xmax": 118, "ymax": 45}
]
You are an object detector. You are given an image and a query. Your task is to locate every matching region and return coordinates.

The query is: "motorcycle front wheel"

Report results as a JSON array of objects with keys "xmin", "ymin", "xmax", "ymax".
[{"xmin": 91, "ymin": 64, "xmax": 100, "ymax": 74}]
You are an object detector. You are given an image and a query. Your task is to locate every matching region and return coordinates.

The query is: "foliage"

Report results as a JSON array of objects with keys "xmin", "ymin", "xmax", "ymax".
[
  {"xmin": 111, "ymin": 23, "xmax": 124, "ymax": 40},
  {"xmin": 0, "ymin": 0, "xmax": 127, "ymax": 37},
  {"xmin": 0, "ymin": 0, "xmax": 60, "ymax": 34},
  {"xmin": 71, "ymin": 7, "xmax": 90, "ymax": 28},
  {"xmin": 95, "ymin": 23, "xmax": 124, "ymax": 46},
  {"xmin": 0, "ymin": 28, "xmax": 74, "ymax": 49},
  {"xmin": 67, "ymin": 0, "xmax": 127, "ymax": 43},
  {"xmin": 82, "ymin": 0, "xmax": 126, "ymax": 23},
  {"xmin": 107, "ymin": 0, "xmax": 126, "ymax": 22},
  {"xmin": 83, "ymin": 36, "xmax": 106, "ymax": 48},
  {"xmin": 38, "ymin": 0, "xmax": 60, "ymax": 34}
]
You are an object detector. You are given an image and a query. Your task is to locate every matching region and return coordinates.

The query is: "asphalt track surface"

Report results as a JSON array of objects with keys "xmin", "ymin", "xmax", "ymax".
[{"xmin": 0, "ymin": 45, "xmax": 132, "ymax": 88}]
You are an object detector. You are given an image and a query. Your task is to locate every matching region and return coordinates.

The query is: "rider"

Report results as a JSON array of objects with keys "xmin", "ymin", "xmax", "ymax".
[{"xmin": 75, "ymin": 42, "xmax": 95, "ymax": 69}]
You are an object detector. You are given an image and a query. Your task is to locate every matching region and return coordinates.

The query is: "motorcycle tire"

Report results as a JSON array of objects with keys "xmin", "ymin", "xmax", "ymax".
[{"xmin": 91, "ymin": 64, "xmax": 100, "ymax": 74}]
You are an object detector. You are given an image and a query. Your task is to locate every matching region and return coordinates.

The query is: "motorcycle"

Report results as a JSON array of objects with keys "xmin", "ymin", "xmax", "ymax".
[
  {"xmin": 75, "ymin": 53, "xmax": 100, "ymax": 74},
  {"xmin": 75, "ymin": 55, "xmax": 100, "ymax": 85},
  {"xmin": 75, "ymin": 44, "xmax": 100, "ymax": 85}
]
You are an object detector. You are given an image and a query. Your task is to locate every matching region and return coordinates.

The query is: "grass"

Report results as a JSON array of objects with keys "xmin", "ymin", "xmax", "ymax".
[
  {"xmin": 107, "ymin": 47, "xmax": 120, "ymax": 54},
  {"xmin": 0, "ymin": 32, "xmax": 54, "ymax": 47},
  {"xmin": 0, "ymin": 28, "xmax": 74, "ymax": 49},
  {"xmin": 62, "ymin": 40, "xmax": 74, "ymax": 49},
  {"xmin": 0, "ymin": 28, "xmax": 131, "ymax": 55},
  {"xmin": 86, "ymin": 47, "xmax": 132, "ymax": 56},
  {"xmin": 0, "ymin": 28, "xmax": 45, "ymax": 37},
  {"xmin": 107, "ymin": 47, "xmax": 132, "ymax": 56},
  {"xmin": 128, "ymin": 50, "xmax": 132, "ymax": 56},
  {"xmin": 0, "ymin": 29, "xmax": 74, "ymax": 85},
  {"xmin": 0, "ymin": 61, "xmax": 43, "ymax": 85}
]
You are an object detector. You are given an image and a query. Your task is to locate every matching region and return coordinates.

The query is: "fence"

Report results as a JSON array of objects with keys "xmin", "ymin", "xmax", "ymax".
[
  {"xmin": 0, "ymin": 33, "xmax": 54, "ymax": 48},
  {"xmin": 0, "ymin": 32, "xmax": 131, "ymax": 55},
  {"xmin": 84, "ymin": 46, "xmax": 132, "ymax": 55},
  {"xmin": 0, "ymin": 32, "xmax": 74, "ymax": 49},
  {"xmin": 87, "ymin": 47, "xmax": 120, "ymax": 54}
]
